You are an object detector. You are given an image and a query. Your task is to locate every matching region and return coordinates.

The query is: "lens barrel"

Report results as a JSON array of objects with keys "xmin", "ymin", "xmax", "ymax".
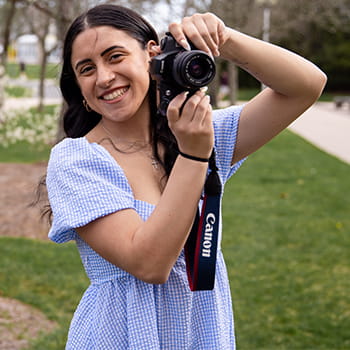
[{"xmin": 173, "ymin": 51, "xmax": 215, "ymax": 88}]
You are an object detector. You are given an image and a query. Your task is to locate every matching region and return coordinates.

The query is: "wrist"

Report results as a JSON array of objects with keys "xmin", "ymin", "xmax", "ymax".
[
  {"xmin": 178, "ymin": 151, "xmax": 210, "ymax": 163},
  {"xmin": 219, "ymin": 28, "xmax": 249, "ymax": 63}
]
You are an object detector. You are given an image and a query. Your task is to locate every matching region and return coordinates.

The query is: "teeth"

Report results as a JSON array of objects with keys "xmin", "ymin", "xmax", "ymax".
[{"xmin": 103, "ymin": 87, "xmax": 128, "ymax": 101}]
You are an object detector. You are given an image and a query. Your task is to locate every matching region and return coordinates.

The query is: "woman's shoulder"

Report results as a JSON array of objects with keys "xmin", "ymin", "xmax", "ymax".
[
  {"xmin": 212, "ymin": 104, "xmax": 244, "ymax": 120},
  {"xmin": 51, "ymin": 137, "xmax": 93, "ymax": 157},
  {"xmin": 47, "ymin": 137, "xmax": 116, "ymax": 177},
  {"xmin": 46, "ymin": 137, "xmax": 130, "ymax": 196},
  {"xmin": 50, "ymin": 137, "xmax": 109, "ymax": 163},
  {"xmin": 212, "ymin": 104, "xmax": 244, "ymax": 138}
]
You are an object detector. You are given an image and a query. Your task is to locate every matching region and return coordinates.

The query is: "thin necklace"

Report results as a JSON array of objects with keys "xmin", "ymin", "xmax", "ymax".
[{"xmin": 100, "ymin": 121, "xmax": 159, "ymax": 170}]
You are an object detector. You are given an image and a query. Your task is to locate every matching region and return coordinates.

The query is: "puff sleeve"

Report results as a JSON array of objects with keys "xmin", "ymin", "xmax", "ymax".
[
  {"xmin": 47, "ymin": 138, "xmax": 135, "ymax": 243},
  {"xmin": 213, "ymin": 105, "xmax": 246, "ymax": 185}
]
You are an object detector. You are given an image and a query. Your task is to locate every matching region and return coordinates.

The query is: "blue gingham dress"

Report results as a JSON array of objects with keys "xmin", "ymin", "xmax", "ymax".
[{"xmin": 47, "ymin": 105, "xmax": 245, "ymax": 349}]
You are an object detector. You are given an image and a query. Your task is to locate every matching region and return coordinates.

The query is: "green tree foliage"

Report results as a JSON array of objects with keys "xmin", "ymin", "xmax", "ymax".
[{"xmin": 270, "ymin": 0, "xmax": 350, "ymax": 92}]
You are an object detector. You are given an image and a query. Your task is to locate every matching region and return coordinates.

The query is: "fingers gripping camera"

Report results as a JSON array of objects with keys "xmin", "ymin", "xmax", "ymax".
[{"xmin": 150, "ymin": 33, "xmax": 216, "ymax": 116}]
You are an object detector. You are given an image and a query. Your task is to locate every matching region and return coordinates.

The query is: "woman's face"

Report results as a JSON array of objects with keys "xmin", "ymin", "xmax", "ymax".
[{"xmin": 71, "ymin": 26, "xmax": 154, "ymax": 124}]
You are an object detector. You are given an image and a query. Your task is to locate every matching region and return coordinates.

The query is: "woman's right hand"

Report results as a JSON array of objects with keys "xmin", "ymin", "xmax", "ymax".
[
  {"xmin": 76, "ymin": 91, "xmax": 213, "ymax": 285},
  {"xmin": 167, "ymin": 89, "xmax": 214, "ymax": 159}
]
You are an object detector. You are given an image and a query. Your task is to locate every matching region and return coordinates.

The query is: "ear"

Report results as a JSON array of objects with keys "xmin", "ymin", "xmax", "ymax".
[{"xmin": 146, "ymin": 40, "xmax": 161, "ymax": 57}]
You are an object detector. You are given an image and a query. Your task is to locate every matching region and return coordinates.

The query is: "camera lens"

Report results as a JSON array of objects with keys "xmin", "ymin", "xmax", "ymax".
[
  {"xmin": 188, "ymin": 59, "xmax": 206, "ymax": 79},
  {"xmin": 173, "ymin": 51, "xmax": 215, "ymax": 88}
]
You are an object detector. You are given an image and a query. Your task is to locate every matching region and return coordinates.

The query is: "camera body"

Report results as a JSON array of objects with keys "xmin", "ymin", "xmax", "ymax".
[{"xmin": 150, "ymin": 32, "xmax": 216, "ymax": 116}]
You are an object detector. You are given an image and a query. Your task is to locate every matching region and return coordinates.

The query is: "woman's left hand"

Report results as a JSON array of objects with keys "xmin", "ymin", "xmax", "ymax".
[{"xmin": 168, "ymin": 13, "xmax": 228, "ymax": 58}]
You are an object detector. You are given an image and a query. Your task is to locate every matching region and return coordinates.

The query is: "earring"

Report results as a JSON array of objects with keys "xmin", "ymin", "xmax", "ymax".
[{"xmin": 83, "ymin": 99, "xmax": 92, "ymax": 112}]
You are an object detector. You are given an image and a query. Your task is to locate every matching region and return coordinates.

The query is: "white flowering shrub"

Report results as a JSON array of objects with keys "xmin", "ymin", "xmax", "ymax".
[{"xmin": 0, "ymin": 105, "xmax": 60, "ymax": 148}]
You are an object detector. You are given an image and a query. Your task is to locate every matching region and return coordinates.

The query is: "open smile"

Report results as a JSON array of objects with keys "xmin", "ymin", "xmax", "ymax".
[{"xmin": 100, "ymin": 86, "xmax": 129, "ymax": 101}]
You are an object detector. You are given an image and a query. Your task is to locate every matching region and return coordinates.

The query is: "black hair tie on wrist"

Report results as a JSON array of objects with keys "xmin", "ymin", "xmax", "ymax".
[{"xmin": 179, "ymin": 151, "xmax": 209, "ymax": 163}]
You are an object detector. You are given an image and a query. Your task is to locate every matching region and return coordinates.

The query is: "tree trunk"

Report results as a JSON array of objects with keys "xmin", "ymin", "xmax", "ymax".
[
  {"xmin": 55, "ymin": 0, "xmax": 76, "ymax": 141},
  {"xmin": 209, "ymin": 66, "xmax": 220, "ymax": 108},
  {"xmin": 227, "ymin": 61, "xmax": 238, "ymax": 105},
  {"xmin": 0, "ymin": 0, "xmax": 18, "ymax": 120},
  {"xmin": 38, "ymin": 49, "xmax": 48, "ymax": 113},
  {"xmin": 36, "ymin": 33, "xmax": 53, "ymax": 113},
  {"xmin": 1, "ymin": 0, "xmax": 17, "ymax": 67},
  {"xmin": 0, "ymin": 65, "xmax": 6, "ymax": 122}
]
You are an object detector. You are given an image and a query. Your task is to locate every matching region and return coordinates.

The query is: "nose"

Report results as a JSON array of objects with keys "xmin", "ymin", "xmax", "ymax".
[{"xmin": 96, "ymin": 64, "xmax": 115, "ymax": 88}]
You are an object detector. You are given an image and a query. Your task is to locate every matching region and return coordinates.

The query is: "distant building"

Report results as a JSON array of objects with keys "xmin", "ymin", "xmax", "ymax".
[
  {"xmin": 16, "ymin": 34, "xmax": 38, "ymax": 64},
  {"xmin": 15, "ymin": 33, "xmax": 60, "ymax": 64}
]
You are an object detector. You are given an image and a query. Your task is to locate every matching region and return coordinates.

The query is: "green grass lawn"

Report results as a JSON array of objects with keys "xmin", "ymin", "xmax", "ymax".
[
  {"xmin": 222, "ymin": 130, "xmax": 350, "ymax": 349},
  {"xmin": 6, "ymin": 62, "xmax": 60, "ymax": 80},
  {"xmin": 0, "ymin": 140, "xmax": 52, "ymax": 163},
  {"xmin": 5, "ymin": 85, "xmax": 32, "ymax": 98},
  {"xmin": 0, "ymin": 129, "xmax": 349, "ymax": 349},
  {"xmin": 0, "ymin": 237, "xmax": 88, "ymax": 349}
]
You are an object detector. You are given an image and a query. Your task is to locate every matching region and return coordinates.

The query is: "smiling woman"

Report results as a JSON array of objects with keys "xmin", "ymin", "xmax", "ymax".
[
  {"xmin": 71, "ymin": 27, "xmax": 154, "ymax": 129},
  {"xmin": 43, "ymin": 3, "xmax": 326, "ymax": 349}
]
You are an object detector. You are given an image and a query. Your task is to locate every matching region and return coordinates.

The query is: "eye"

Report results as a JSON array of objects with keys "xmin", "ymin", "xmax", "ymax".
[
  {"xmin": 109, "ymin": 53, "xmax": 123, "ymax": 62},
  {"xmin": 79, "ymin": 65, "xmax": 95, "ymax": 76}
]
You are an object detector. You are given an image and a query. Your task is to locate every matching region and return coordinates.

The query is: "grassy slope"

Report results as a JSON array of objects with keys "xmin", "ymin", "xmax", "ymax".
[
  {"xmin": 0, "ymin": 129, "xmax": 349, "ymax": 348},
  {"xmin": 222, "ymin": 130, "xmax": 350, "ymax": 349}
]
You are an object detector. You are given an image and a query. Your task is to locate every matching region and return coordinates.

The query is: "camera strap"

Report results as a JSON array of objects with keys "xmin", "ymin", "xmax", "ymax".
[{"xmin": 184, "ymin": 149, "xmax": 222, "ymax": 291}]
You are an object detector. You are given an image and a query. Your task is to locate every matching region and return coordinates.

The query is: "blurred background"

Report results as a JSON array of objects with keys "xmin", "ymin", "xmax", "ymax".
[
  {"xmin": 0, "ymin": 0, "xmax": 349, "ymax": 114},
  {"xmin": 0, "ymin": 1, "xmax": 349, "ymax": 349}
]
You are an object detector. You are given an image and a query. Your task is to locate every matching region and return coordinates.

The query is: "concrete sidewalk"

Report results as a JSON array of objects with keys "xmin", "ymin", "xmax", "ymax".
[
  {"xmin": 3, "ymin": 97, "xmax": 62, "ymax": 111},
  {"xmin": 288, "ymin": 102, "xmax": 350, "ymax": 165}
]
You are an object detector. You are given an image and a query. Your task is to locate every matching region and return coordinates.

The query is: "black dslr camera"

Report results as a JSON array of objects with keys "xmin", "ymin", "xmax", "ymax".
[{"xmin": 150, "ymin": 32, "xmax": 216, "ymax": 116}]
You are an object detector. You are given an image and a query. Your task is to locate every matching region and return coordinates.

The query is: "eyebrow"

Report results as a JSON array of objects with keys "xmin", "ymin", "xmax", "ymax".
[
  {"xmin": 74, "ymin": 45, "xmax": 125, "ymax": 71},
  {"xmin": 100, "ymin": 45, "xmax": 124, "ymax": 57},
  {"xmin": 74, "ymin": 59, "xmax": 91, "ymax": 71}
]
